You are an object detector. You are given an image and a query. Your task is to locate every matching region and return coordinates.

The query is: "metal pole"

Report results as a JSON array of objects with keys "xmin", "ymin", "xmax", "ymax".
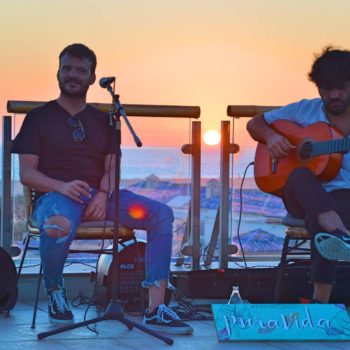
[
  {"xmin": 180, "ymin": 121, "xmax": 201, "ymax": 270},
  {"xmin": 219, "ymin": 121, "xmax": 239, "ymax": 268},
  {"xmin": 191, "ymin": 121, "xmax": 201, "ymax": 270},
  {"xmin": 219, "ymin": 121, "xmax": 230, "ymax": 268},
  {"xmin": 1, "ymin": 116, "xmax": 13, "ymax": 254}
]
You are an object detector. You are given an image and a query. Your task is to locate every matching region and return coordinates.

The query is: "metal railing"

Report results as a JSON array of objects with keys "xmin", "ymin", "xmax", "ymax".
[
  {"xmin": 204, "ymin": 121, "xmax": 239, "ymax": 268},
  {"xmin": 224, "ymin": 104, "xmax": 282, "ymax": 263}
]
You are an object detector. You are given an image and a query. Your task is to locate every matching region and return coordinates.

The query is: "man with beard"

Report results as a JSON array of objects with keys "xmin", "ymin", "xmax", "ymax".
[
  {"xmin": 12, "ymin": 43, "xmax": 193, "ymax": 335},
  {"xmin": 247, "ymin": 47, "xmax": 350, "ymax": 304}
]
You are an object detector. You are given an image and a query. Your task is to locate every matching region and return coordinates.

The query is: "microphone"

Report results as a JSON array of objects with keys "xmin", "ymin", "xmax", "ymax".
[{"xmin": 99, "ymin": 77, "xmax": 115, "ymax": 88}]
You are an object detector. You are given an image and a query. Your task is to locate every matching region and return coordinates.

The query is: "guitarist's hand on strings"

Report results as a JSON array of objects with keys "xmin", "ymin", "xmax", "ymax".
[{"xmin": 266, "ymin": 133, "xmax": 295, "ymax": 159}]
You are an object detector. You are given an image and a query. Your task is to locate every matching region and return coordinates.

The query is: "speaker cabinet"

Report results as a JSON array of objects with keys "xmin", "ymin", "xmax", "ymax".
[
  {"xmin": 95, "ymin": 240, "xmax": 147, "ymax": 312},
  {"xmin": 171, "ymin": 262, "xmax": 350, "ymax": 304}
]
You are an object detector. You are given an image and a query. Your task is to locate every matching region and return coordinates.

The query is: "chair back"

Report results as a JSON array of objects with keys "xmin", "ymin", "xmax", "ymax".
[{"xmin": 23, "ymin": 186, "xmax": 35, "ymax": 220}]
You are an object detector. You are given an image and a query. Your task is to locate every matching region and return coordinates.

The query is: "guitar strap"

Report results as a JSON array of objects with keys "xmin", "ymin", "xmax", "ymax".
[{"xmin": 0, "ymin": 247, "xmax": 18, "ymax": 312}]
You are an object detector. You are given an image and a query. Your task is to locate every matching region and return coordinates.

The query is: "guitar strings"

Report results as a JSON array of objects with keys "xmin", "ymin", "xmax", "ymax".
[
  {"xmin": 313, "ymin": 139, "xmax": 348, "ymax": 155},
  {"xmin": 299, "ymin": 137, "xmax": 349, "ymax": 158}
]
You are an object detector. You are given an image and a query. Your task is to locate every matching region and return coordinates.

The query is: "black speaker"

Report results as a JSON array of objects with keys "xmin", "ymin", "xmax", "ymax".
[
  {"xmin": 0, "ymin": 247, "xmax": 18, "ymax": 312},
  {"xmin": 95, "ymin": 239, "xmax": 147, "ymax": 312},
  {"xmin": 276, "ymin": 260, "xmax": 350, "ymax": 303},
  {"xmin": 171, "ymin": 262, "xmax": 350, "ymax": 304},
  {"xmin": 171, "ymin": 267, "xmax": 278, "ymax": 303}
]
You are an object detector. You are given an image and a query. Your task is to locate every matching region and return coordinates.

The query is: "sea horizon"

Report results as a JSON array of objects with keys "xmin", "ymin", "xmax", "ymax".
[
  {"xmin": 2, "ymin": 145, "xmax": 257, "ymax": 182},
  {"xmin": 5, "ymin": 144, "xmax": 286, "ymax": 255}
]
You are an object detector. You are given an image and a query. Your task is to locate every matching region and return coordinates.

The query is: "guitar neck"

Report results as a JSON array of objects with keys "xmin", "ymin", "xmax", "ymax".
[{"xmin": 310, "ymin": 137, "xmax": 350, "ymax": 157}]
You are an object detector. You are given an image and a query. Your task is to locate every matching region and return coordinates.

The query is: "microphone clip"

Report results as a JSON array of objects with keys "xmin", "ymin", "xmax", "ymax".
[{"xmin": 99, "ymin": 76, "xmax": 115, "ymax": 88}]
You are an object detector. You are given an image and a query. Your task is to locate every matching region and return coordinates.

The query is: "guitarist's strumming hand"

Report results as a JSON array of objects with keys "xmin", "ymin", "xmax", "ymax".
[{"xmin": 266, "ymin": 132, "xmax": 295, "ymax": 159}]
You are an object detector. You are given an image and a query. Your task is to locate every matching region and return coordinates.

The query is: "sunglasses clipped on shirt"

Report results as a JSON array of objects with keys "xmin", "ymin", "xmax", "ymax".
[{"xmin": 67, "ymin": 116, "xmax": 85, "ymax": 142}]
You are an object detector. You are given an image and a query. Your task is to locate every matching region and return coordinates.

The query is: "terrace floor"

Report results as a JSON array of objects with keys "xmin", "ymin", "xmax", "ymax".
[
  {"xmin": 2, "ymin": 263, "xmax": 350, "ymax": 350},
  {"xmin": 2, "ymin": 300, "xmax": 350, "ymax": 350}
]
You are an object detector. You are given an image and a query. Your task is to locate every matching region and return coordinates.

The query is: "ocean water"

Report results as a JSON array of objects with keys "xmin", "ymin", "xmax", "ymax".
[
  {"xmin": 6, "ymin": 146, "xmax": 257, "ymax": 181},
  {"xmin": 6, "ymin": 145, "xmax": 288, "ymax": 255},
  {"xmin": 121, "ymin": 146, "xmax": 256, "ymax": 179}
]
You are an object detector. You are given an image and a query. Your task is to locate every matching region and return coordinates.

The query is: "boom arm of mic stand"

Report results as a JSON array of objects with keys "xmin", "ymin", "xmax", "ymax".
[{"xmin": 106, "ymin": 85, "xmax": 142, "ymax": 147}]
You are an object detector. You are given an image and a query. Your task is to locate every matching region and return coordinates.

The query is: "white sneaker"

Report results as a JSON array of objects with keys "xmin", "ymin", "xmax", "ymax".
[
  {"xmin": 143, "ymin": 304, "xmax": 193, "ymax": 335},
  {"xmin": 47, "ymin": 287, "xmax": 74, "ymax": 325},
  {"xmin": 315, "ymin": 229, "xmax": 350, "ymax": 262}
]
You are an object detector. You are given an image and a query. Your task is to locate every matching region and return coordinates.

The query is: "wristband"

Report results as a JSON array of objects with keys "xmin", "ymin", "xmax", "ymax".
[{"xmin": 99, "ymin": 189, "xmax": 111, "ymax": 197}]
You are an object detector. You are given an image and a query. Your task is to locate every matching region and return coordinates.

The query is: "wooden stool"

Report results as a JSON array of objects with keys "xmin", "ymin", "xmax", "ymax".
[{"xmin": 274, "ymin": 215, "xmax": 311, "ymax": 302}]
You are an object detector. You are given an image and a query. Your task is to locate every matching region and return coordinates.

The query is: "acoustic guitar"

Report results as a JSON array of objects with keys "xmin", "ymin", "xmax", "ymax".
[{"xmin": 254, "ymin": 120, "xmax": 347, "ymax": 195}]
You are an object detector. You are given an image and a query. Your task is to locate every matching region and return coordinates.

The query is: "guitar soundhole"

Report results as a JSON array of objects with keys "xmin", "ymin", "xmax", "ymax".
[{"xmin": 299, "ymin": 141, "xmax": 313, "ymax": 160}]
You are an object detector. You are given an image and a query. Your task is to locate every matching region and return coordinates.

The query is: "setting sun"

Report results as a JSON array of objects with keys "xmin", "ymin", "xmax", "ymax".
[{"xmin": 203, "ymin": 130, "xmax": 221, "ymax": 146}]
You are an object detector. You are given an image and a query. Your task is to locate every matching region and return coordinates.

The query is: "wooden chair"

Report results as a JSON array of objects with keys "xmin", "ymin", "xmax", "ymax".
[
  {"xmin": 274, "ymin": 215, "xmax": 311, "ymax": 302},
  {"xmin": 17, "ymin": 186, "xmax": 136, "ymax": 328}
]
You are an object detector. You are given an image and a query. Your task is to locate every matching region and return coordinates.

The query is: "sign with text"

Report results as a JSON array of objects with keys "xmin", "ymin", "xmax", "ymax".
[{"xmin": 212, "ymin": 304, "xmax": 350, "ymax": 341}]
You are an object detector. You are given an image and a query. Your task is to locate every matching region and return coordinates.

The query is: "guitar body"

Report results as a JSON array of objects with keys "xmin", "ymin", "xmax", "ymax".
[{"xmin": 254, "ymin": 120, "xmax": 344, "ymax": 195}]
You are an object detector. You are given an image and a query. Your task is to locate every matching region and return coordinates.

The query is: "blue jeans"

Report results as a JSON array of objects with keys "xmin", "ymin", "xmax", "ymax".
[{"xmin": 33, "ymin": 189, "xmax": 174, "ymax": 289}]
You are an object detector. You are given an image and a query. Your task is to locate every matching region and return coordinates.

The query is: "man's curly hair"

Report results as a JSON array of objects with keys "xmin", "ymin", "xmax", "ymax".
[{"xmin": 308, "ymin": 46, "xmax": 350, "ymax": 88}]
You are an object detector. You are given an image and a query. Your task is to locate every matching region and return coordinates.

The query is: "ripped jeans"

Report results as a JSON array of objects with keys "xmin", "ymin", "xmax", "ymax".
[{"xmin": 33, "ymin": 189, "xmax": 174, "ymax": 290}]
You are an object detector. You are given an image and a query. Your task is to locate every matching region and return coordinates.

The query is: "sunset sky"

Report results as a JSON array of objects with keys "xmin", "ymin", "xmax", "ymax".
[{"xmin": 1, "ymin": 0, "xmax": 350, "ymax": 148}]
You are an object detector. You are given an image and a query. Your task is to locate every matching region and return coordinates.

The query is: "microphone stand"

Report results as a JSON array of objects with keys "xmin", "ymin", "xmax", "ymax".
[{"xmin": 37, "ymin": 83, "xmax": 173, "ymax": 345}]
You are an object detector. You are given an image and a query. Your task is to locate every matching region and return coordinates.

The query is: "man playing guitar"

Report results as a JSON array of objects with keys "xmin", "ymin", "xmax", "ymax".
[{"xmin": 247, "ymin": 47, "xmax": 350, "ymax": 304}]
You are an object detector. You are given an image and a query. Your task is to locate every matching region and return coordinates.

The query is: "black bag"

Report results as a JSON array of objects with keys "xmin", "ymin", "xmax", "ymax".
[{"xmin": 0, "ymin": 247, "xmax": 18, "ymax": 312}]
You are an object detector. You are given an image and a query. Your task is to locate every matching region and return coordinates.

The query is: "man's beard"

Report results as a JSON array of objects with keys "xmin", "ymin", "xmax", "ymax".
[
  {"xmin": 324, "ymin": 98, "xmax": 350, "ymax": 116},
  {"xmin": 58, "ymin": 79, "xmax": 89, "ymax": 98}
]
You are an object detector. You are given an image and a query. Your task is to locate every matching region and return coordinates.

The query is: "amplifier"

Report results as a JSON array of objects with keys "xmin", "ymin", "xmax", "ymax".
[
  {"xmin": 95, "ymin": 239, "xmax": 148, "ymax": 312},
  {"xmin": 171, "ymin": 267, "xmax": 278, "ymax": 303},
  {"xmin": 171, "ymin": 261, "xmax": 350, "ymax": 304}
]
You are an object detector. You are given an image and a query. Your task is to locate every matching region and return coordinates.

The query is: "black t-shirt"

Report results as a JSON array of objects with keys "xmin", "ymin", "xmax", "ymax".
[{"xmin": 12, "ymin": 100, "xmax": 114, "ymax": 189}]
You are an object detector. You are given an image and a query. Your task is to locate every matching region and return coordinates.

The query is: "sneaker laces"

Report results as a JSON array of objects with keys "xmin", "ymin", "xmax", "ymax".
[
  {"xmin": 157, "ymin": 304, "xmax": 180, "ymax": 322},
  {"xmin": 50, "ymin": 288, "xmax": 71, "ymax": 314}
]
